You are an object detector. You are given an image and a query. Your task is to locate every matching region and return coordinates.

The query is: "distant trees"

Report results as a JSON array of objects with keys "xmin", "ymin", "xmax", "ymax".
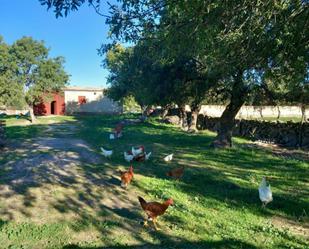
[
  {"xmin": 0, "ymin": 36, "xmax": 69, "ymax": 122},
  {"xmin": 41, "ymin": 0, "xmax": 308, "ymax": 147}
]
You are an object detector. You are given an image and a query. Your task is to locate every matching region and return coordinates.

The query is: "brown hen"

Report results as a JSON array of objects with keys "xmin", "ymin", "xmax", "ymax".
[
  {"xmin": 120, "ymin": 165, "xmax": 133, "ymax": 188},
  {"xmin": 138, "ymin": 196, "xmax": 174, "ymax": 230},
  {"xmin": 166, "ymin": 166, "xmax": 185, "ymax": 180}
]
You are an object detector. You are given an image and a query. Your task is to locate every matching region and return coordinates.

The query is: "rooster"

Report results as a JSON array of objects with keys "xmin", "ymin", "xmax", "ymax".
[
  {"xmin": 120, "ymin": 165, "xmax": 134, "ymax": 188},
  {"xmin": 124, "ymin": 151, "xmax": 134, "ymax": 162},
  {"xmin": 132, "ymin": 146, "xmax": 145, "ymax": 157},
  {"xmin": 138, "ymin": 196, "xmax": 174, "ymax": 231},
  {"xmin": 166, "ymin": 166, "xmax": 185, "ymax": 180},
  {"xmin": 100, "ymin": 147, "xmax": 113, "ymax": 158},
  {"xmin": 164, "ymin": 153, "xmax": 173, "ymax": 162},
  {"xmin": 258, "ymin": 177, "xmax": 273, "ymax": 207}
]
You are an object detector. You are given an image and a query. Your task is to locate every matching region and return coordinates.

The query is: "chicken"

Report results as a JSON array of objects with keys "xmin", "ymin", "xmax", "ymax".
[
  {"xmin": 164, "ymin": 153, "xmax": 173, "ymax": 162},
  {"xmin": 145, "ymin": 152, "xmax": 152, "ymax": 161},
  {"xmin": 258, "ymin": 177, "xmax": 273, "ymax": 207},
  {"xmin": 114, "ymin": 123, "xmax": 123, "ymax": 137},
  {"xmin": 166, "ymin": 166, "xmax": 185, "ymax": 180},
  {"xmin": 100, "ymin": 147, "xmax": 113, "ymax": 158},
  {"xmin": 132, "ymin": 146, "xmax": 145, "ymax": 157},
  {"xmin": 134, "ymin": 154, "xmax": 145, "ymax": 162},
  {"xmin": 138, "ymin": 196, "xmax": 174, "ymax": 230},
  {"xmin": 109, "ymin": 133, "xmax": 115, "ymax": 140},
  {"xmin": 120, "ymin": 165, "xmax": 134, "ymax": 188},
  {"xmin": 124, "ymin": 151, "xmax": 134, "ymax": 162}
]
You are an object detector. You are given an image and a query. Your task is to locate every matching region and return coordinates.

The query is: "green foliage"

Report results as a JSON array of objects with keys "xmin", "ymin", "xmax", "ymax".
[
  {"xmin": 0, "ymin": 36, "xmax": 69, "ymax": 112},
  {"xmin": 122, "ymin": 95, "xmax": 141, "ymax": 113}
]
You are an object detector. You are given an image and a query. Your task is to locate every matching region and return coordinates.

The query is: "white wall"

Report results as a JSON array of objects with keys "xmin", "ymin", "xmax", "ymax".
[
  {"xmin": 0, "ymin": 109, "xmax": 29, "ymax": 115},
  {"xmin": 64, "ymin": 90, "xmax": 122, "ymax": 114},
  {"xmin": 191, "ymin": 105, "xmax": 308, "ymax": 119}
]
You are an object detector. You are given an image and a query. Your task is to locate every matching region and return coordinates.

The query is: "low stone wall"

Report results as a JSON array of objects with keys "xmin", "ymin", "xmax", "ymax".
[
  {"xmin": 197, "ymin": 115, "xmax": 309, "ymax": 148},
  {"xmin": 186, "ymin": 105, "xmax": 308, "ymax": 119}
]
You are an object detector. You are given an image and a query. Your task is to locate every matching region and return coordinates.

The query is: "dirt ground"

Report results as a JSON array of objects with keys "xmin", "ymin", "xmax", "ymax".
[{"xmin": 0, "ymin": 122, "xmax": 141, "ymax": 233}]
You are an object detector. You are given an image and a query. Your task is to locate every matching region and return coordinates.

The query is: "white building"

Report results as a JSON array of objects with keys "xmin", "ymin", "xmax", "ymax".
[{"xmin": 64, "ymin": 87, "xmax": 122, "ymax": 114}]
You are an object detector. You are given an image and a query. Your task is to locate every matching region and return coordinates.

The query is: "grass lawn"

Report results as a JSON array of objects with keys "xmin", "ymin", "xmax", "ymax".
[{"xmin": 0, "ymin": 114, "xmax": 308, "ymax": 249}]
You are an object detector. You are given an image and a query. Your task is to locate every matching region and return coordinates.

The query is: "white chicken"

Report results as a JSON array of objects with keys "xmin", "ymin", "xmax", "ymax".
[
  {"xmin": 124, "ymin": 152, "xmax": 134, "ymax": 162},
  {"xmin": 145, "ymin": 152, "xmax": 152, "ymax": 160},
  {"xmin": 164, "ymin": 153, "xmax": 173, "ymax": 162},
  {"xmin": 109, "ymin": 133, "xmax": 115, "ymax": 140},
  {"xmin": 100, "ymin": 147, "xmax": 113, "ymax": 158},
  {"xmin": 258, "ymin": 177, "xmax": 273, "ymax": 207},
  {"xmin": 132, "ymin": 146, "xmax": 144, "ymax": 156}
]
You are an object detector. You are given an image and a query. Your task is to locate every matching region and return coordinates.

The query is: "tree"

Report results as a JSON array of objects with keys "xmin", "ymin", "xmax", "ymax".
[
  {"xmin": 0, "ymin": 36, "xmax": 24, "ymax": 109},
  {"xmin": 0, "ymin": 36, "xmax": 69, "ymax": 122},
  {"xmin": 103, "ymin": 0, "xmax": 308, "ymax": 147},
  {"xmin": 42, "ymin": 0, "xmax": 309, "ymax": 147},
  {"xmin": 104, "ymin": 41, "xmax": 211, "ymax": 128}
]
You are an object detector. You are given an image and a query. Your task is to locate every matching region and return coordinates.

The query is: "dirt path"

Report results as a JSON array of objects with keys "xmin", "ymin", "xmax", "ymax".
[{"xmin": 0, "ymin": 121, "xmax": 142, "ymax": 238}]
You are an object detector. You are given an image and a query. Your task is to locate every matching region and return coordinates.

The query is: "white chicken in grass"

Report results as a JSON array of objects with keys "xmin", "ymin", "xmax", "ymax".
[
  {"xmin": 164, "ymin": 153, "xmax": 173, "ymax": 162},
  {"xmin": 100, "ymin": 147, "xmax": 113, "ymax": 158},
  {"xmin": 124, "ymin": 152, "xmax": 134, "ymax": 162},
  {"xmin": 109, "ymin": 133, "xmax": 115, "ymax": 140},
  {"xmin": 132, "ymin": 146, "xmax": 144, "ymax": 156},
  {"xmin": 258, "ymin": 177, "xmax": 273, "ymax": 207},
  {"xmin": 145, "ymin": 152, "xmax": 152, "ymax": 161}
]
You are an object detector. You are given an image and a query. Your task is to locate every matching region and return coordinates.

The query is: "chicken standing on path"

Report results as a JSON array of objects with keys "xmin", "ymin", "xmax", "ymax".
[
  {"xmin": 164, "ymin": 153, "xmax": 173, "ymax": 162},
  {"xmin": 100, "ymin": 147, "xmax": 113, "ymax": 158},
  {"xmin": 120, "ymin": 165, "xmax": 134, "ymax": 188},
  {"xmin": 138, "ymin": 196, "xmax": 174, "ymax": 231},
  {"xmin": 258, "ymin": 177, "xmax": 273, "ymax": 207}
]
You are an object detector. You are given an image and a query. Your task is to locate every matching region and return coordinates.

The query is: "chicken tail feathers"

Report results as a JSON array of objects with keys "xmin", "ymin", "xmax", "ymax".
[{"xmin": 138, "ymin": 196, "xmax": 147, "ymax": 209}]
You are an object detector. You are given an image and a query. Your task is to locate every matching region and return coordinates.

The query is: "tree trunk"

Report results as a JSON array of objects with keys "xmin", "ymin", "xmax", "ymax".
[
  {"xmin": 212, "ymin": 73, "xmax": 247, "ymax": 148},
  {"xmin": 259, "ymin": 106, "xmax": 264, "ymax": 120},
  {"xmin": 161, "ymin": 104, "xmax": 171, "ymax": 118},
  {"xmin": 0, "ymin": 120, "xmax": 5, "ymax": 148},
  {"xmin": 188, "ymin": 105, "xmax": 201, "ymax": 132},
  {"xmin": 298, "ymin": 104, "xmax": 306, "ymax": 148},
  {"xmin": 276, "ymin": 106, "xmax": 281, "ymax": 122},
  {"xmin": 28, "ymin": 104, "xmax": 37, "ymax": 123},
  {"xmin": 179, "ymin": 106, "xmax": 188, "ymax": 130}
]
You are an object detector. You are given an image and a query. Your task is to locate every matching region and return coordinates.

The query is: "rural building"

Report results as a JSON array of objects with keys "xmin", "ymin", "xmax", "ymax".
[{"xmin": 34, "ymin": 87, "xmax": 122, "ymax": 115}]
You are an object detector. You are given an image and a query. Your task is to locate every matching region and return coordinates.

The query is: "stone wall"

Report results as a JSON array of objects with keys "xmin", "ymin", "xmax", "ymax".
[
  {"xmin": 197, "ymin": 115, "xmax": 309, "ymax": 148},
  {"xmin": 191, "ymin": 105, "xmax": 308, "ymax": 119}
]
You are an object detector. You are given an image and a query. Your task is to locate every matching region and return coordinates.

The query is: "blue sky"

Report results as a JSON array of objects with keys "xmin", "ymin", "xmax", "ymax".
[{"xmin": 0, "ymin": 0, "xmax": 116, "ymax": 87}]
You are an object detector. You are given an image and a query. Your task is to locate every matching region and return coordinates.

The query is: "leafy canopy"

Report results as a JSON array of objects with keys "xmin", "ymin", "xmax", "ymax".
[{"xmin": 0, "ymin": 36, "xmax": 69, "ymax": 110}]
